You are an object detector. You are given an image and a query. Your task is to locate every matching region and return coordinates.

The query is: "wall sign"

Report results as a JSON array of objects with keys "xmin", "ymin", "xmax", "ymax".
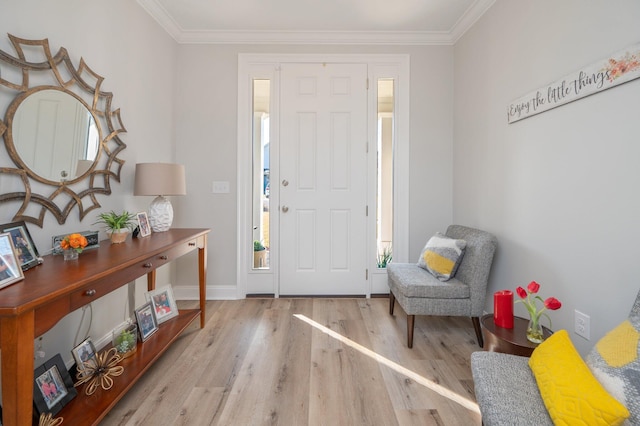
[{"xmin": 508, "ymin": 43, "xmax": 640, "ymax": 123}]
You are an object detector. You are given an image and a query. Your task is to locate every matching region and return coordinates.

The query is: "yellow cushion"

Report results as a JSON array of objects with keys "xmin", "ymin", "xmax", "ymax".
[
  {"xmin": 529, "ymin": 330, "xmax": 630, "ymax": 425},
  {"xmin": 416, "ymin": 233, "xmax": 466, "ymax": 281},
  {"xmin": 587, "ymin": 318, "xmax": 640, "ymax": 424},
  {"xmin": 595, "ymin": 319, "xmax": 639, "ymax": 368}
]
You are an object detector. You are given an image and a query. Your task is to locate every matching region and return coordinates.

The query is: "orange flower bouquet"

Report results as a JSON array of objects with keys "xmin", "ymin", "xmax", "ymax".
[{"xmin": 60, "ymin": 233, "xmax": 88, "ymax": 254}]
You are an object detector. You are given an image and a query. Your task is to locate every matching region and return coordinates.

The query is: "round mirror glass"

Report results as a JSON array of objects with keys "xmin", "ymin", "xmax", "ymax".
[{"xmin": 11, "ymin": 89, "xmax": 100, "ymax": 182}]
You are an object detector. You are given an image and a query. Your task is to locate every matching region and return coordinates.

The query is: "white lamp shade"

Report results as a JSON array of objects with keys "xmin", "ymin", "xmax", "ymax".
[{"xmin": 134, "ymin": 163, "xmax": 186, "ymax": 196}]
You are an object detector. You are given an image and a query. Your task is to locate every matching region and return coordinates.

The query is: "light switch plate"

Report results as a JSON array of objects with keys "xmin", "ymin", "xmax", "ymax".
[{"xmin": 212, "ymin": 181, "xmax": 230, "ymax": 193}]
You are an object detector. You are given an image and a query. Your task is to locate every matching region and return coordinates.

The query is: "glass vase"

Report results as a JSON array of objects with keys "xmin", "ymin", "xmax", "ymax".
[
  {"xmin": 63, "ymin": 249, "xmax": 79, "ymax": 261},
  {"xmin": 526, "ymin": 315, "xmax": 544, "ymax": 343}
]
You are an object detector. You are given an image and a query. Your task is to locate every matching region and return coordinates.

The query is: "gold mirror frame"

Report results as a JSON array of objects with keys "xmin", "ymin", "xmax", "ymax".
[{"xmin": 0, "ymin": 34, "xmax": 126, "ymax": 227}]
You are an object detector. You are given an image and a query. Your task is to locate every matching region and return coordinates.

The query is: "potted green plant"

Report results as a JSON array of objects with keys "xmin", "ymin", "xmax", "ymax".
[
  {"xmin": 377, "ymin": 245, "xmax": 393, "ymax": 268},
  {"xmin": 112, "ymin": 322, "xmax": 138, "ymax": 359},
  {"xmin": 253, "ymin": 240, "xmax": 267, "ymax": 268},
  {"xmin": 94, "ymin": 210, "xmax": 136, "ymax": 244}
]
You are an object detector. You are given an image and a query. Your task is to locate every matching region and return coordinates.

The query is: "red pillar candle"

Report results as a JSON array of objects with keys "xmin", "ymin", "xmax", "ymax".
[{"xmin": 494, "ymin": 290, "xmax": 514, "ymax": 328}]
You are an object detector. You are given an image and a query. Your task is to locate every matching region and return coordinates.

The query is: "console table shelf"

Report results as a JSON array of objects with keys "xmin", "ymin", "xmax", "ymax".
[
  {"xmin": 59, "ymin": 309, "xmax": 199, "ymax": 425},
  {"xmin": 0, "ymin": 228, "xmax": 209, "ymax": 426}
]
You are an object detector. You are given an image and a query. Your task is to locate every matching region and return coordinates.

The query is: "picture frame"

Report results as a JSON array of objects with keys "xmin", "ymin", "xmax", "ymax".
[
  {"xmin": 135, "ymin": 302, "xmax": 159, "ymax": 341},
  {"xmin": 51, "ymin": 230, "xmax": 99, "ymax": 255},
  {"xmin": 0, "ymin": 221, "xmax": 39, "ymax": 271},
  {"xmin": 136, "ymin": 212, "xmax": 151, "ymax": 237},
  {"xmin": 33, "ymin": 353, "xmax": 77, "ymax": 416},
  {"xmin": 145, "ymin": 286, "xmax": 179, "ymax": 324},
  {"xmin": 0, "ymin": 233, "xmax": 24, "ymax": 290},
  {"xmin": 71, "ymin": 337, "xmax": 97, "ymax": 371}
]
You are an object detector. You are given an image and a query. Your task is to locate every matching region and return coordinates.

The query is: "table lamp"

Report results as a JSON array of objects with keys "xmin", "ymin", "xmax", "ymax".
[{"xmin": 134, "ymin": 163, "xmax": 186, "ymax": 232}]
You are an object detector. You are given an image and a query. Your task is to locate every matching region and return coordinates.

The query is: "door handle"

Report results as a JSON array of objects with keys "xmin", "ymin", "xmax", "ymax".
[
  {"xmin": 282, "ymin": 179, "xmax": 289, "ymax": 187},
  {"xmin": 282, "ymin": 206, "xmax": 289, "ymax": 213}
]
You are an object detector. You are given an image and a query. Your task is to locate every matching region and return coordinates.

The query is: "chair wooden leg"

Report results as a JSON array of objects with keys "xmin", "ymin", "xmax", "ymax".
[
  {"xmin": 472, "ymin": 316, "xmax": 483, "ymax": 348},
  {"xmin": 407, "ymin": 315, "xmax": 415, "ymax": 348},
  {"xmin": 389, "ymin": 292, "xmax": 395, "ymax": 315}
]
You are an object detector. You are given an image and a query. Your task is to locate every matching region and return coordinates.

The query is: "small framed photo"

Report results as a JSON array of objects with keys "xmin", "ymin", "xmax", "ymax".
[
  {"xmin": 145, "ymin": 286, "xmax": 179, "ymax": 324},
  {"xmin": 0, "ymin": 221, "xmax": 39, "ymax": 271},
  {"xmin": 33, "ymin": 353, "xmax": 77, "ymax": 416},
  {"xmin": 135, "ymin": 302, "xmax": 159, "ymax": 341},
  {"xmin": 136, "ymin": 212, "xmax": 151, "ymax": 237},
  {"xmin": 51, "ymin": 230, "xmax": 99, "ymax": 255},
  {"xmin": 71, "ymin": 337, "xmax": 97, "ymax": 371},
  {"xmin": 0, "ymin": 233, "xmax": 24, "ymax": 290}
]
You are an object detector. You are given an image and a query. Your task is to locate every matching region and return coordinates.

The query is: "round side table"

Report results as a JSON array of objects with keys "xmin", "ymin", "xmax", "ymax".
[{"xmin": 481, "ymin": 314, "xmax": 553, "ymax": 357}]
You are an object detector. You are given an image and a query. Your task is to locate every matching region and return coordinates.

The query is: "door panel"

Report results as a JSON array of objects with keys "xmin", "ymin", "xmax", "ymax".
[{"xmin": 280, "ymin": 63, "xmax": 367, "ymax": 295}]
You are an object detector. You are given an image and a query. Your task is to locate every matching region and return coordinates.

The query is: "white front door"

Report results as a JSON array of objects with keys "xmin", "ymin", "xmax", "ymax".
[{"xmin": 279, "ymin": 63, "xmax": 368, "ymax": 295}]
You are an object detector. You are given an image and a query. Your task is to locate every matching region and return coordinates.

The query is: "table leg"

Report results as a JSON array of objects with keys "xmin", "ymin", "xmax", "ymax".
[
  {"xmin": 198, "ymin": 234, "xmax": 207, "ymax": 328},
  {"xmin": 1, "ymin": 311, "xmax": 35, "ymax": 425},
  {"xmin": 147, "ymin": 269, "xmax": 156, "ymax": 292}
]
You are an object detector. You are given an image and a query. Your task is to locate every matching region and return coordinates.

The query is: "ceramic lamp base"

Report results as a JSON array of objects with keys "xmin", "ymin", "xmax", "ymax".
[{"xmin": 148, "ymin": 195, "xmax": 173, "ymax": 232}]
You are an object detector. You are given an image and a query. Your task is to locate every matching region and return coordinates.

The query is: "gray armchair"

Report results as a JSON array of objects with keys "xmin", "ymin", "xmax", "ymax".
[{"xmin": 387, "ymin": 225, "xmax": 497, "ymax": 348}]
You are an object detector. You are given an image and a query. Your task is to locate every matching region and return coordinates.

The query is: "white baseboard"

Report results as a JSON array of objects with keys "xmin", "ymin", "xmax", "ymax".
[{"xmin": 172, "ymin": 285, "xmax": 239, "ymax": 300}]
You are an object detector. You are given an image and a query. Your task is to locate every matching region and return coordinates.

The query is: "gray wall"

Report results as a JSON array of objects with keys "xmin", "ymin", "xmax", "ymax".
[{"xmin": 454, "ymin": 0, "xmax": 640, "ymax": 354}]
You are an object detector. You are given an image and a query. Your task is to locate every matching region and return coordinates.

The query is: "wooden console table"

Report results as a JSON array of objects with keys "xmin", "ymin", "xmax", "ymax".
[{"xmin": 0, "ymin": 228, "xmax": 209, "ymax": 425}]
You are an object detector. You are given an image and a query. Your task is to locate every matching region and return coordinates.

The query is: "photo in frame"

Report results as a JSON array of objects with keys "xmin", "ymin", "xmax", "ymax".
[
  {"xmin": 51, "ymin": 230, "xmax": 99, "ymax": 255},
  {"xmin": 145, "ymin": 286, "xmax": 179, "ymax": 324},
  {"xmin": 71, "ymin": 337, "xmax": 97, "ymax": 372},
  {"xmin": 0, "ymin": 221, "xmax": 39, "ymax": 271},
  {"xmin": 136, "ymin": 212, "xmax": 151, "ymax": 237},
  {"xmin": 33, "ymin": 353, "xmax": 77, "ymax": 416},
  {"xmin": 135, "ymin": 302, "xmax": 159, "ymax": 341},
  {"xmin": 0, "ymin": 233, "xmax": 24, "ymax": 290}
]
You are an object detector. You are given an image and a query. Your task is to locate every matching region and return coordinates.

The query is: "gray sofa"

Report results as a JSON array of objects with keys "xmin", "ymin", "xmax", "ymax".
[
  {"xmin": 472, "ymin": 290, "xmax": 640, "ymax": 425},
  {"xmin": 472, "ymin": 351, "xmax": 554, "ymax": 425}
]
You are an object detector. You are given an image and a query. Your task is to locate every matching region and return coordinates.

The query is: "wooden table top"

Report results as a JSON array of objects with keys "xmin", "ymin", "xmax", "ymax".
[{"xmin": 481, "ymin": 314, "xmax": 553, "ymax": 356}]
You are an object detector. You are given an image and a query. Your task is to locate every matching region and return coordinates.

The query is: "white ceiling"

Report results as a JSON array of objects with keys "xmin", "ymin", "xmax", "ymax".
[{"xmin": 136, "ymin": 0, "xmax": 495, "ymax": 45}]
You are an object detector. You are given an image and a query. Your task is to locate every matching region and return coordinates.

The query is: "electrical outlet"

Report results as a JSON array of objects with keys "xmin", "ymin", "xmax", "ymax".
[{"xmin": 574, "ymin": 310, "xmax": 590, "ymax": 340}]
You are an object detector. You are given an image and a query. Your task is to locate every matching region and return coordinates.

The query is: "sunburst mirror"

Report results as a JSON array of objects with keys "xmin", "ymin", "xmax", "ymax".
[{"xmin": 0, "ymin": 34, "xmax": 126, "ymax": 227}]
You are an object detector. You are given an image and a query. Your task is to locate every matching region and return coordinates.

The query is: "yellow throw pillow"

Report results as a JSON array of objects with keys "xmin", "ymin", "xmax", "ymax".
[
  {"xmin": 587, "ymin": 318, "xmax": 640, "ymax": 424},
  {"xmin": 416, "ymin": 233, "xmax": 466, "ymax": 281},
  {"xmin": 529, "ymin": 330, "xmax": 629, "ymax": 425}
]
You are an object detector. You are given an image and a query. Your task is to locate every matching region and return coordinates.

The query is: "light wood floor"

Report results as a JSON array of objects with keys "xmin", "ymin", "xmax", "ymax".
[{"xmin": 102, "ymin": 298, "xmax": 482, "ymax": 425}]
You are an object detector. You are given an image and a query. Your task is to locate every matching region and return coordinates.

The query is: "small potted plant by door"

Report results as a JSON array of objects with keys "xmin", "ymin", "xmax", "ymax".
[
  {"xmin": 253, "ymin": 240, "xmax": 267, "ymax": 268},
  {"xmin": 94, "ymin": 210, "xmax": 136, "ymax": 244}
]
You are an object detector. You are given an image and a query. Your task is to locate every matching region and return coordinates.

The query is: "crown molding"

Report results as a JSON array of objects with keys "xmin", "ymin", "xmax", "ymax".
[
  {"xmin": 449, "ymin": 0, "xmax": 496, "ymax": 43},
  {"xmin": 136, "ymin": 0, "xmax": 494, "ymax": 45},
  {"xmin": 137, "ymin": 0, "xmax": 183, "ymax": 39},
  {"xmin": 177, "ymin": 30, "xmax": 453, "ymax": 45}
]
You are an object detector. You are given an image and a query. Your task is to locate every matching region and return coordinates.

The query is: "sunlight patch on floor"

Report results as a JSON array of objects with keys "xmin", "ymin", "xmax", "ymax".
[{"xmin": 293, "ymin": 313, "xmax": 480, "ymax": 414}]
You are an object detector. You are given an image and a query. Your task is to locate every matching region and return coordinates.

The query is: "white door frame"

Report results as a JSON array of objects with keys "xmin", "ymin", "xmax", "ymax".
[{"xmin": 237, "ymin": 53, "xmax": 410, "ymax": 299}]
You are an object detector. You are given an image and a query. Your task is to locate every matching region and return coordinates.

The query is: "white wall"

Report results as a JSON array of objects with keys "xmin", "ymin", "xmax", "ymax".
[
  {"xmin": 172, "ymin": 44, "xmax": 455, "ymax": 294},
  {"xmin": 454, "ymin": 0, "xmax": 640, "ymax": 354},
  {"xmin": 0, "ymin": 0, "xmax": 177, "ymax": 366}
]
